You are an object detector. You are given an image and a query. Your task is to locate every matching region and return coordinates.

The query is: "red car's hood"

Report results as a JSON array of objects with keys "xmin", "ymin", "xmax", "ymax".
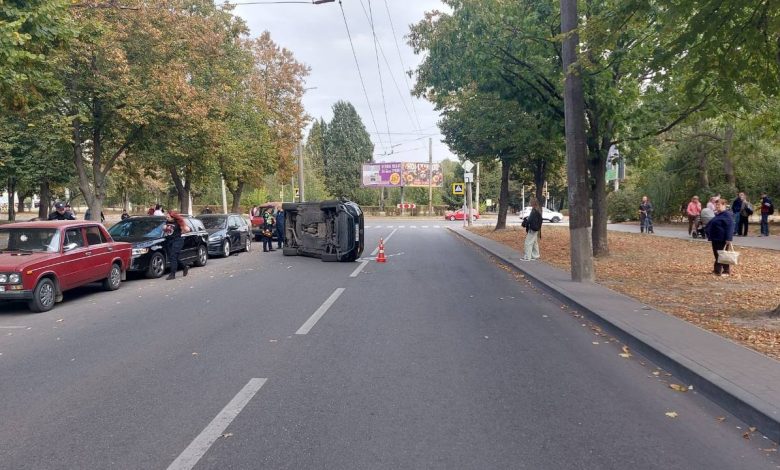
[{"xmin": 0, "ymin": 252, "xmax": 57, "ymax": 271}]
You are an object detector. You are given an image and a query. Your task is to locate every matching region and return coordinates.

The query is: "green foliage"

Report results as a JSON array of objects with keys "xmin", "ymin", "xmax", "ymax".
[
  {"xmin": 607, "ymin": 190, "xmax": 639, "ymax": 223},
  {"xmin": 323, "ymin": 101, "xmax": 373, "ymax": 200}
]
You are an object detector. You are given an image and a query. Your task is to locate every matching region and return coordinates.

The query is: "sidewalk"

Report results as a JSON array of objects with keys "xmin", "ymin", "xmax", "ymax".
[
  {"xmin": 608, "ymin": 222, "xmax": 780, "ymax": 251},
  {"xmin": 451, "ymin": 226, "xmax": 780, "ymax": 444}
]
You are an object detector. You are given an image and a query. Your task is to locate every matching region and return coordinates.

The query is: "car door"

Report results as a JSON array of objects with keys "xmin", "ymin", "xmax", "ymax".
[
  {"xmin": 84, "ymin": 225, "xmax": 111, "ymax": 282},
  {"xmin": 59, "ymin": 227, "xmax": 90, "ymax": 289},
  {"xmin": 180, "ymin": 218, "xmax": 198, "ymax": 262},
  {"xmin": 228, "ymin": 216, "xmax": 241, "ymax": 250}
]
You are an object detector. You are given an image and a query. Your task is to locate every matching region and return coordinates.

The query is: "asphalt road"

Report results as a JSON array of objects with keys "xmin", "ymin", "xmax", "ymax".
[{"xmin": 0, "ymin": 225, "xmax": 777, "ymax": 469}]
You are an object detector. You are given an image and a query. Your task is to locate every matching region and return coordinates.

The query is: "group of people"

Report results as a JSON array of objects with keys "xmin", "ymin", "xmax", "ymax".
[
  {"xmin": 250, "ymin": 205, "xmax": 285, "ymax": 252},
  {"xmin": 47, "ymin": 202, "xmax": 105, "ymax": 222}
]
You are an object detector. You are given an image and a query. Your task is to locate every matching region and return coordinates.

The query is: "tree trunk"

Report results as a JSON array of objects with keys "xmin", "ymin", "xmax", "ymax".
[
  {"xmin": 495, "ymin": 156, "xmax": 510, "ymax": 230},
  {"xmin": 169, "ymin": 166, "xmax": 191, "ymax": 214},
  {"xmin": 7, "ymin": 177, "xmax": 16, "ymax": 221},
  {"xmin": 561, "ymin": 0, "xmax": 594, "ymax": 282},
  {"xmin": 17, "ymin": 190, "xmax": 30, "ymax": 215},
  {"xmin": 697, "ymin": 141, "xmax": 709, "ymax": 190},
  {"xmin": 533, "ymin": 159, "xmax": 547, "ymax": 206},
  {"xmin": 589, "ymin": 152, "xmax": 609, "ymax": 257},
  {"xmin": 230, "ymin": 180, "xmax": 245, "ymax": 214},
  {"xmin": 722, "ymin": 124, "xmax": 735, "ymax": 190},
  {"xmin": 38, "ymin": 180, "xmax": 51, "ymax": 219}
]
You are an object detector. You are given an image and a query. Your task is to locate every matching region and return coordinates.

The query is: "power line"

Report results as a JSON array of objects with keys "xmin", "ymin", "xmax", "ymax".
[
  {"xmin": 366, "ymin": 0, "xmax": 393, "ymax": 148},
  {"xmin": 383, "ymin": 0, "xmax": 422, "ymax": 131},
  {"xmin": 338, "ymin": 0, "xmax": 386, "ymax": 154},
  {"xmin": 357, "ymin": 0, "xmax": 419, "ymax": 134}
]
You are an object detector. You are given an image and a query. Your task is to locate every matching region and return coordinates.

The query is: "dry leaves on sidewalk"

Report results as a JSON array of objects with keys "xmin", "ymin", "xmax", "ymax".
[{"xmin": 473, "ymin": 226, "xmax": 780, "ymax": 359}]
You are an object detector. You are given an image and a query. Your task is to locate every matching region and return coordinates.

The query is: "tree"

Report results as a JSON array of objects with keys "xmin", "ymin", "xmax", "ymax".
[
  {"xmin": 302, "ymin": 119, "xmax": 333, "ymax": 201},
  {"xmin": 323, "ymin": 101, "xmax": 373, "ymax": 200}
]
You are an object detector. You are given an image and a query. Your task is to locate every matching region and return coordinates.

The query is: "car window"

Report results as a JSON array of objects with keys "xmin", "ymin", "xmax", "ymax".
[
  {"xmin": 190, "ymin": 218, "xmax": 205, "ymax": 231},
  {"xmin": 85, "ymin": 226, "xmax": 105, "ymax": 246},
  {"xmin": 201, "ymin": 216, "xmax": 226, "ymax": 230},
  {"xmin": 107, "ymin": 219, "xmax": 165, "ymax": 239},
  {"xmin": 65, "ymin": 228, "xmax": 85, "ymax": 248}
]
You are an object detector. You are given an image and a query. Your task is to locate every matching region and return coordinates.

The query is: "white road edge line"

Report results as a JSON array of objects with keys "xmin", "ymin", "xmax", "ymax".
[
  {"xmin": 296, "ymin": 288, "xmax": 346, "ymax": 335},
  {"xmin": 0, "ymin": 326, "xmax": 27, "ymax": 329},
  {"xmin": 167, "ymin": 378, "xmax": 267, "ymax": 470},
  {"xmin": 350, "ymin": 261, "xmax": 369, "ymax": 278}
]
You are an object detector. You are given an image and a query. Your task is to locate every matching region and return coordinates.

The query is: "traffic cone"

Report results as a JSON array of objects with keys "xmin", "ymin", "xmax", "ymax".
[{"xmin": 376, "ymin": 238, "xmax": 387, "ymax": 263}]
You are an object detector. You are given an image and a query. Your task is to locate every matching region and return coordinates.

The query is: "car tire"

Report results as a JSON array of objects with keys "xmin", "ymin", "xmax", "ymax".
[
  {"xmin": 321, "ymin": 253, "xmax": 339, "ymax": 262},
  {"xmin": 551, "ymin": 217, "xmax": 561, "ymax": 223},
  {"xmin": 243, "ymin": 237, "xmax": 251, "ymax": 252},
  {"xmin": 194, "ymin": 244, "xmax": 208, "ymax": 267},
  {"xmin": 282, "ymin": 202, "xmax": 298, "ymax": 211},
  {"xmin": 222, "ymin": 240, "xmax": 231, "ymax": 257},
  {"xmin": 319, "ymin": 201, "xmax": 339, "ymax": 210},
  {"xmin": 28, "ymin": 278, "xmax": 56, "ymax": 313},
  {"xmin": 103, "ymin": 263, "xmax": 122, "ymax": 291},
  {"xmin": 282, "ymin": 247, "xmax": 298, "ymax": 256},
  {"xmin": 146, "ymin": 252, "xmax": 166, "ymax": 279},
  {"xmin": 448, "ymin": 215, "xmax": 456, "ymax": 221}
]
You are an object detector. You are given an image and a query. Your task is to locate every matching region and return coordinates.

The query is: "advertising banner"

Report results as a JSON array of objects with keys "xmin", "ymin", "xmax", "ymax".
[
  {"xmin": 361, "ymin": 162, "xmax": 403, "ymax": 187},
  {"xmin": 400, "ymin": 162, "xmax": 443, "ymax": 187}
]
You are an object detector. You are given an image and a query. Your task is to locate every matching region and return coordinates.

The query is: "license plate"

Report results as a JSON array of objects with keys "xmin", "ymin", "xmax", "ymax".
[{"xmin": 0, "ymin": 286, "xmax": 5, "ymax": 292}]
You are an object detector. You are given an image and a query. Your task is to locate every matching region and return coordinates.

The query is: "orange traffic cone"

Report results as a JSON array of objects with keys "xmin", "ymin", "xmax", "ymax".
[{"xmin": 376, "ymin": 238, "xmax": 387, "ymax": 263}]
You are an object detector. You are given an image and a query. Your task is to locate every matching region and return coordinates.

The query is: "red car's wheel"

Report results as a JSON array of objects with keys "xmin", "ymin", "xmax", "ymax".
[{"xmin": 449, "ymin": 215, "xmax": 456, "ymax": 221}]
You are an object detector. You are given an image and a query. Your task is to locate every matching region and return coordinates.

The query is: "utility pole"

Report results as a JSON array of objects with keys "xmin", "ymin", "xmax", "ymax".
[
  {"xmin": 297, "ymin": 141, "xmax": 305, "ymax": 202},
  {"xmin": 466, "ymin": 181, "xmax": 473, "ymax": 227},
  {"xmin": 475, "ymin": 162, "xmax": 480, "ymax": 213},
  {"xmin": 428, "ymin": 138, "xmax": 433, "ymax": 216},
  {"xmin": 561, "ymin": 0, "xmax": 594, "ymax": 282},
  {"xmin": 220, "ymin": 177, "xmax": 228, "ymax": 214}
]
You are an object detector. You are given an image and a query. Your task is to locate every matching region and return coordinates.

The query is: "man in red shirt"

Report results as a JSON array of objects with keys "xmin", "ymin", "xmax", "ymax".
[{"xmin": 686, "ymin": 195, "xmax": 702, "ymax": 236}]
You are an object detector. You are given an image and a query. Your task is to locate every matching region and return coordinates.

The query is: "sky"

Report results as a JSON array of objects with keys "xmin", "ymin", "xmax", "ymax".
[{"xmin": 230, "ymin": 0, "xmax": 455, "ymax": 163}]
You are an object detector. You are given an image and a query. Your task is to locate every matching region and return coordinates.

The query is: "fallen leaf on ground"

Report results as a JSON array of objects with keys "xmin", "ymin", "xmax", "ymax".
[
  {"xmin": 665, "ymin": 411, "xmax": 678, "ymax": 418},
  {"xmin": 743, "ymin": 432, "xmax": 751, "ymax": 440},
  {"xmin": 762, "ymin": 448, "xmax": 777, "ymax": 452},
  {"xmin": 652, "ymin": 371, "xmax": 661, "ymax": 376},
  {"xmin": 716, "ymin": 416, "xmax": 726, "ymax": 422},
  {"xmin": 619, "ymin": 345, "xmax": 632, "ymax": 358},
  {"xmin": 221, "ymin": 433, "xmax": 233, "ymax": 439},
  {"xmin": 669, "ymin": 384, "xmax": 687, "ymax": 392},
  {"xmin": 56, "ymin": 319, "xmax": 64, "ymax": 323}
]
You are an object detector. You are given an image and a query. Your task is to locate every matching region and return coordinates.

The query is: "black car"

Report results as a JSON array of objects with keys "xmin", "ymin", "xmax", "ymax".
[
  {"xmin": 198, "ymin": 213, "xmax": 251, "ymax": 257},
  {"xmin": 282, "ymin": 200, "xmax": 364, "ymax": 262},
  {"xmin": 107, "ymin": 216, "xmax": 209, "ymax": 278}
]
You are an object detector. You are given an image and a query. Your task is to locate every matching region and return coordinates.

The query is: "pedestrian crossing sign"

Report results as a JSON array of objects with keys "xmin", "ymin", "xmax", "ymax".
[{"xmin": 452, "ymin": 183, "xmax": 465, "ymax": 195}]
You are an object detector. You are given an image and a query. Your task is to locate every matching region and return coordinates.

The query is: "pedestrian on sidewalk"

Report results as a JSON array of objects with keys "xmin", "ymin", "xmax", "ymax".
[
  {"xmin": 639, "ymin": 196, "xmax": 654, "ymax": 233},
  {"xmin": 738, "ymin": 194, "xmax": 753, "ymax": 236},
  {"xmin": 706, "ymin": 194, "xmax": 720, "ymax": 212},
  {"xmin": 521, "ymin": 197, "xmax": 542, "ymax": 261},
  {"xmin": 164, "ymin": 211, "xmax": 191, "ymax": 280},
  {"xmin": 686, "ymin": 195, "xmax": 702, "ymax": 236},
  {"xmin": 704, "ymin": 198, "xmax": 735, "ymax": 277},
  {"xmin": 274, "ymin": 207, "xmax": 285, "ymax": 249},
  {"xmin": 760, "ymin": 192, "xmax": 773, "ymax": 236},
  {"xmin": 731, "ymin": 192, "xmax": 745, "ymax": 235}
]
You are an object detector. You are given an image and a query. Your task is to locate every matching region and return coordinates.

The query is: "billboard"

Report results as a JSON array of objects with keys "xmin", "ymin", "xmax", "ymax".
[{"xmin": 361, "ymin": 162, "xmax": 443, "ymax": 187}]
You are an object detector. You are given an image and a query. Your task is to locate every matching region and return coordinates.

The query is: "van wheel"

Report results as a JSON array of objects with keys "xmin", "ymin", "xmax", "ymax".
[
  {"xmin": 103, "ymin": 263, "xmax": 122, "ymax": 291},
  {"xmin": 28, "ymin": 278, "xmax": 56, "ymax": 313}
]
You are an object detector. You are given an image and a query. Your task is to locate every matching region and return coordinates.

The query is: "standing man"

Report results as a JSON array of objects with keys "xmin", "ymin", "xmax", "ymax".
[
  {"xmin": 760, "ymin": 191, "xmax": 773, "ymax": 236},
  {"xmin": 261, "ymin": 208, "xmax": 275, "ymax": 252},
  {"xmin": 686, "ymin": 195, "xmax": 702, "ymax": 236},
  {"xmin": 164, "ymin": 211, "xmax": 190, "ymax": 280},
  {"xmin": 639, "ymin": 196, "xmax": 654, "ymax": 233},
  {"xmin": 275, "ymin": 207, "xmax": 285, "ymax": 249},
  {"xmin": 48, "ymin": 202, "xmax": 76, "ymax": 220},
  {"xmin": 731, "ymin": 192, "xmax": 745, "ymax": 235}
]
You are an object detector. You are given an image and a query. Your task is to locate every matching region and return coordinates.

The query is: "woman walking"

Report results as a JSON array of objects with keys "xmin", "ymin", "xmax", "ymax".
[
  {"xmin": 521, "ymin": 197, "xmax": 543, "ymax": 261},
  {"xmin": 704, "ymin": 198, "xmax": 735, "ymax": 277},
  {"xmin": 164, "ymin": 211, "xmax": 191, "ymax": 280}
]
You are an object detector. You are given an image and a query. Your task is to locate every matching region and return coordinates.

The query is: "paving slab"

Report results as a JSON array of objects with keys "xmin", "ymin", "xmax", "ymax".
[{"xmin": 451, "ymin": 226, "xmax": 780, "ymax": 443}]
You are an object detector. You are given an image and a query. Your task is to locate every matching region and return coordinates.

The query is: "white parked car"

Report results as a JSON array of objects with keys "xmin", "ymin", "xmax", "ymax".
[{"xmin": 518, "ymin": 206, "xmax": 564, "ymax": 223}]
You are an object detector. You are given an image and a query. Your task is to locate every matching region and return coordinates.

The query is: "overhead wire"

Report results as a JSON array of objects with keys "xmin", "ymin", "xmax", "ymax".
[
  {"xmin": 383, "ymin": 0, "xmax": 422, "ymax": 131},
  {"xmin": 337, "ymin": 0, "xmax": 386, "ymax": 154},
  {"xmin": 367, "ymin": 0, "xmax": 393, "ymax": 149},
  {"xmin": 357, "ymin": 0, "xmax": 419, "ymax": 134}
]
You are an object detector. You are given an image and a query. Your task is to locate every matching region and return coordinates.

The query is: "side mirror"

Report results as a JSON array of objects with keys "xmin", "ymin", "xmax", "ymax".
[{"xmin": 63, "ymin": 242, "xmax": 79, "ymax": 252}]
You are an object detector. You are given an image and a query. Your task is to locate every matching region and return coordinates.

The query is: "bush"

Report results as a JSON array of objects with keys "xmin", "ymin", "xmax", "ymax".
[{"xmin": 607, "ymin": 190, "xmax": 639, "ymax": 223}]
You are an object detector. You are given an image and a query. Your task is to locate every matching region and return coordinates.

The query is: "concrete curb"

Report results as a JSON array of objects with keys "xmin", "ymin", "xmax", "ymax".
[{"xmin": 450, "ymin": 226, "xmax": 780, "ymax": 444}]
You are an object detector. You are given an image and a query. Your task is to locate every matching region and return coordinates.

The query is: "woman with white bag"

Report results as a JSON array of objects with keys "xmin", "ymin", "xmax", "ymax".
[{"xmin": 704, "ymin": 198, "xmax": 736, "ymax": 277}]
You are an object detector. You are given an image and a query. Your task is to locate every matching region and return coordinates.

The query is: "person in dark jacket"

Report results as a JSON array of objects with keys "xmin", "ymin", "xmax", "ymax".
[
  {"xmin": 48, "ymin": 202, "xmax": 76, "ymax": 220},
  {"xmin": 164, "ymin": 211, "xmax": 190, "ymax": 280},
  {"xmin": 639, "ymin": 196, "xmax": 654, "ymax": 233},
  {"xmin": 759, "ymin": 192, "xmax": 772, "ymax": 236},
  {"xmin": 521, "ymin": 197, "xmax": 543, "ymax": 261},
  {"xmin": 274, "ymin": 208, "xmax": 285, "ymax": 249},
  {"xmin": 261, "ymin": 208, "xmax": 275, "ymax": 252},
  {"xmin": 731, "ymin": 192, "xmax": 744, "ymax": 235},
  {"xmin": 704, "ymin": 198, "xmax": 735, "ymax": 276}
]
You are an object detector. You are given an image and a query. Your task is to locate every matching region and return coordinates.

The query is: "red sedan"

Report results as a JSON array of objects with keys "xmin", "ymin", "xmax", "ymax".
[
  {"xmin": 444, "ymin": 209, "xmax": 480, "ymax": 221},
  {"xmin": 0, "ymin": 221, "xmax": 132, "ymax": 312}
]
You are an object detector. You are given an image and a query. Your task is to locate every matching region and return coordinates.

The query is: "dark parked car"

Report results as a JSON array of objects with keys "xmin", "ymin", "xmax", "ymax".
[
  {"xmin": 0, "ymin": 221, "xmax": 132, "ymax": 312},
  {"xmin": 282, "ymin": 200, "xmax": 364, "ymax": 262},
  {"xmin": 198, "ymin": 213, "xmax": 251, "ymax": 257},
  {"xmin": 107, "ymin": 216, "xmax": 208, "ymax": 278}
]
